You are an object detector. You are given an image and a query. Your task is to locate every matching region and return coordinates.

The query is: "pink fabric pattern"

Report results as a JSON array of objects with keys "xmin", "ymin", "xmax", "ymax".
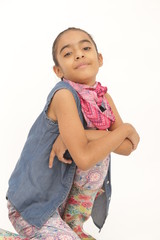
[
  {"xmin": 63, "ymin": 79, "xmax": 115, "ymax": 130},
  {"xmin": 74, "ymin": 155, "xmax": 110, "ymax": 190},
  {"xmin": 7, "ymin": 202, "xmax": 80, "ymax": 240},
  {"xmin": 0, "ymin": 228, "xmax": 28, "ymax": 240}
]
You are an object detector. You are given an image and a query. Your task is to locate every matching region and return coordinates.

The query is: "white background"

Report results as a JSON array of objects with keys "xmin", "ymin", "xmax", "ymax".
[{"xmin": 0, "ymin": 0, "xmax": 160, "ymax": 239}]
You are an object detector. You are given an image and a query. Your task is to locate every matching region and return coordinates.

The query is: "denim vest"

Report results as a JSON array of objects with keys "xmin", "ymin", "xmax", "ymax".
[{"xmin": 6, "ymin": 81, "xmax": 112, "ymax": 230}]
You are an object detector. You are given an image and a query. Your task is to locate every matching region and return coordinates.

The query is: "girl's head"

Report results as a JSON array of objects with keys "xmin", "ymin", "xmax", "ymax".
[{"xmin": 52, "ymin": 27, "xmax": 103, "ymax": 85}]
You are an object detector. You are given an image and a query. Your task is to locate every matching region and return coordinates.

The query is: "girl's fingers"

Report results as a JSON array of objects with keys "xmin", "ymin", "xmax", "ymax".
[
  {"xmin": 49, "ymin": 150, "xmax": 72, "ymax": 168},
  {"xmin": 49, "ymin": 149, "xmax": 55, "ymax": 168},
  {"xmin": 58, "ymin": 156, "xmax": 72, "ymax": 164}
]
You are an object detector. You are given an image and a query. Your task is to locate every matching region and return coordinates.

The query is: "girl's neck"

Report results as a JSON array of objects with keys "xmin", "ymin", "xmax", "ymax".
[{"xmin": 63, "ymin": 78, "xmax": 96, "ymax": 87}]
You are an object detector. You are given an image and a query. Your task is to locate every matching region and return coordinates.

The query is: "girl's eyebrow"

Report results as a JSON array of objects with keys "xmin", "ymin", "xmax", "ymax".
[{"xmin": 59, "ymin": 39, "xmax": 92, "ymax": 54}]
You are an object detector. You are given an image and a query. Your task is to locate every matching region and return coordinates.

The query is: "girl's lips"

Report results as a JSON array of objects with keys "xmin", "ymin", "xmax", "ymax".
[{"xmin": 75, "ymin": 63, "xmax": 89, "ymax": 69}]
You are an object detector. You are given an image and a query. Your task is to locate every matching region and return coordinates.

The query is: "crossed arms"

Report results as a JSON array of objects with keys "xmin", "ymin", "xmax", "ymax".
[{"xmin": 47, "ymin": 90, "xmax": 140, "ymax": 170}]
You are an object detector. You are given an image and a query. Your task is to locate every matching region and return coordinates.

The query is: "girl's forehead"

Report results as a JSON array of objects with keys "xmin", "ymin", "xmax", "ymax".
[{"xmin": 57, "ymin": 30, "xmax": 92, "ymax": 50}]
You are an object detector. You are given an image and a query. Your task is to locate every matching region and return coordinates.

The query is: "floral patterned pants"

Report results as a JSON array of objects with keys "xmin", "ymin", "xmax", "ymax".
[{"xmin": 8, "ymin": 156, "xmax": 109, "ymax": 239}]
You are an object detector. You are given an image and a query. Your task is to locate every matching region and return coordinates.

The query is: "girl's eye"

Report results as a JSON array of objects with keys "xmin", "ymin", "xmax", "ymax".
[
  {"xmin": 83, "ymin": 47, "xmax": 91, "ymax": 51},
  {"xmin": 64, "ymin": 52, "xmax": 72, "ymax": 57}
]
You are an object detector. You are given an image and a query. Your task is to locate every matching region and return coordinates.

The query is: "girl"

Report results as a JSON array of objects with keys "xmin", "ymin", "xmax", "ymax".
[{"xmin": 6, "ymin": 27, "xmax": 140, "ymax": 240}]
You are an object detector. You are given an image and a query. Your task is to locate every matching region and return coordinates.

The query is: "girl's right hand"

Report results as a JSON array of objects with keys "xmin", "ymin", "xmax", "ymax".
[{"xmin": 49, "ymin": 135, "xmax": 72, "ymax": 168}]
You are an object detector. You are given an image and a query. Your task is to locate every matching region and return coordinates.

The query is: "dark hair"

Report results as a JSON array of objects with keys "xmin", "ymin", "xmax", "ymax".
[{"xmin": 52, "ymin": 27, "xmax": 98, "ymax": 66}]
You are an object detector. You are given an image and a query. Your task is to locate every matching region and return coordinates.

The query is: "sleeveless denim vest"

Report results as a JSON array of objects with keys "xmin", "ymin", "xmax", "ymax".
[{"xmin": 6, "ymin": 81, "xmax": 112, "ymax": 230}]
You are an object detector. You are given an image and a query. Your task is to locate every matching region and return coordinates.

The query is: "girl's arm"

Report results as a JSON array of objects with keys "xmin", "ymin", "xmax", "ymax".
[
  {"xmin": 85, "ymin": 130, "xmax": 133, "ymax": 156},
  {"xmin": 49, "ymin": 128, "xmax": 132, "ymax": 168},
  {"xmin": 105, "ymin": 92, "xmax": 136, "ymax": 155},
  {"xmin": 48, "ymin": 89, "xmax": 139, "ymax": 170},
  {"xmin": 49, "ymin": 129, "xmax": 110, "ymax": 168},
  {"xmin": 83, "ymin": 94, "xmax": 135, "ymax": 156}
]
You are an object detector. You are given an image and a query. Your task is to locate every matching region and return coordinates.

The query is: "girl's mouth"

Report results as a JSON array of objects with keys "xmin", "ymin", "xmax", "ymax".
[{"xmin": 75, "ymin": 62, "xmax": 89, "ymax": 69}]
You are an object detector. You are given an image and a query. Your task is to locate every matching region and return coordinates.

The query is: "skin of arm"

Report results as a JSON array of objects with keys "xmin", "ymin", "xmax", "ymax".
[
  {"xmin": 105, "ymin": 92, "xmax": 134, "ymax": 155},
  {"xmin": 48, "ymin": 89, "xmax": 139, "ymax": 170},
  {"xmin": 85, "ymin": 129, "xmax": 133, "ymax": 156}
]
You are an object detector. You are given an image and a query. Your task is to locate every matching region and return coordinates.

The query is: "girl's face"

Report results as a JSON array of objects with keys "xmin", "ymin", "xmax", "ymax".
[{"xmin": 53, "ymin": 30, "xmax": 103, "ymax": 86}]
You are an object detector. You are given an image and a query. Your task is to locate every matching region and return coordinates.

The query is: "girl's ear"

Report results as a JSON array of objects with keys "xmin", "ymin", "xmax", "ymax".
[
  {"xmin": 98, "ymin": 53, "xmax": 103, "ymax": 67},
  {"xmin": 53, "ymin": 65, "xmax": 64, "ymax": 78}
]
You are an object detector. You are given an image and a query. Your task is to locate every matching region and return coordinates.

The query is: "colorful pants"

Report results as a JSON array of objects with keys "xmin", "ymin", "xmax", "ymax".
[
  {"xmin": 8, "ymin": 156, "xmax": 109, "ymax": 239},
  {"xmin": 8, "ymin": 201, "xmax": 80, "ymax": 240}
]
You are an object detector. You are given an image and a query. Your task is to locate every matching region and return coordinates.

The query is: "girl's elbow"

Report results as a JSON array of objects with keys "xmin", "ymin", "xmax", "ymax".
[
  {"xmin": 123, "ymin": 147, "xmax": 133, "ymax": 156},
  {"xmin": 114, "ymin": 147, "xmax": 132, "ymax": 156},
  {"xmin": 77, "ymin": 164, "xmax": 89, "ymax": 171},
  {"xmin": 76, "ymin": 162, "xmax": 91, "ymax": 171},
  {"xmin": 75, "ymin": 156, "xmax": 92, "ymax": 171},
  {"xmin": 124, "ymin": 151, "xmax": 132, "ymax": 156},
  {"xmin": 126, "ymin": 145, "xmax": 134, "ymax": 155}
]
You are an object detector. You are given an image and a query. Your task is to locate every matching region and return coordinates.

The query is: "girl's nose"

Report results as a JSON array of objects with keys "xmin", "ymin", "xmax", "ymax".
[
  {"xmin": 75, "ymin": 51, "xmax": 84, "ymax": 60},
  {"xmin": 76, "ymin": 55, "xmax": 84, "ymax": 60}
]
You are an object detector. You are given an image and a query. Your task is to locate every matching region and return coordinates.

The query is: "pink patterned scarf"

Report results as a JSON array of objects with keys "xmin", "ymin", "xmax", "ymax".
[{"xmin": 63, "ymin": 79, "xmax": 115, "ymax": 130}]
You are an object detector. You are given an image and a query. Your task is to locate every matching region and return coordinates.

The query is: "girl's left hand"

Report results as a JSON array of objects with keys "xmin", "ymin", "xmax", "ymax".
[{"xmin": 49, "ymin": 135, "xmax": 72, "ymax": 168}]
